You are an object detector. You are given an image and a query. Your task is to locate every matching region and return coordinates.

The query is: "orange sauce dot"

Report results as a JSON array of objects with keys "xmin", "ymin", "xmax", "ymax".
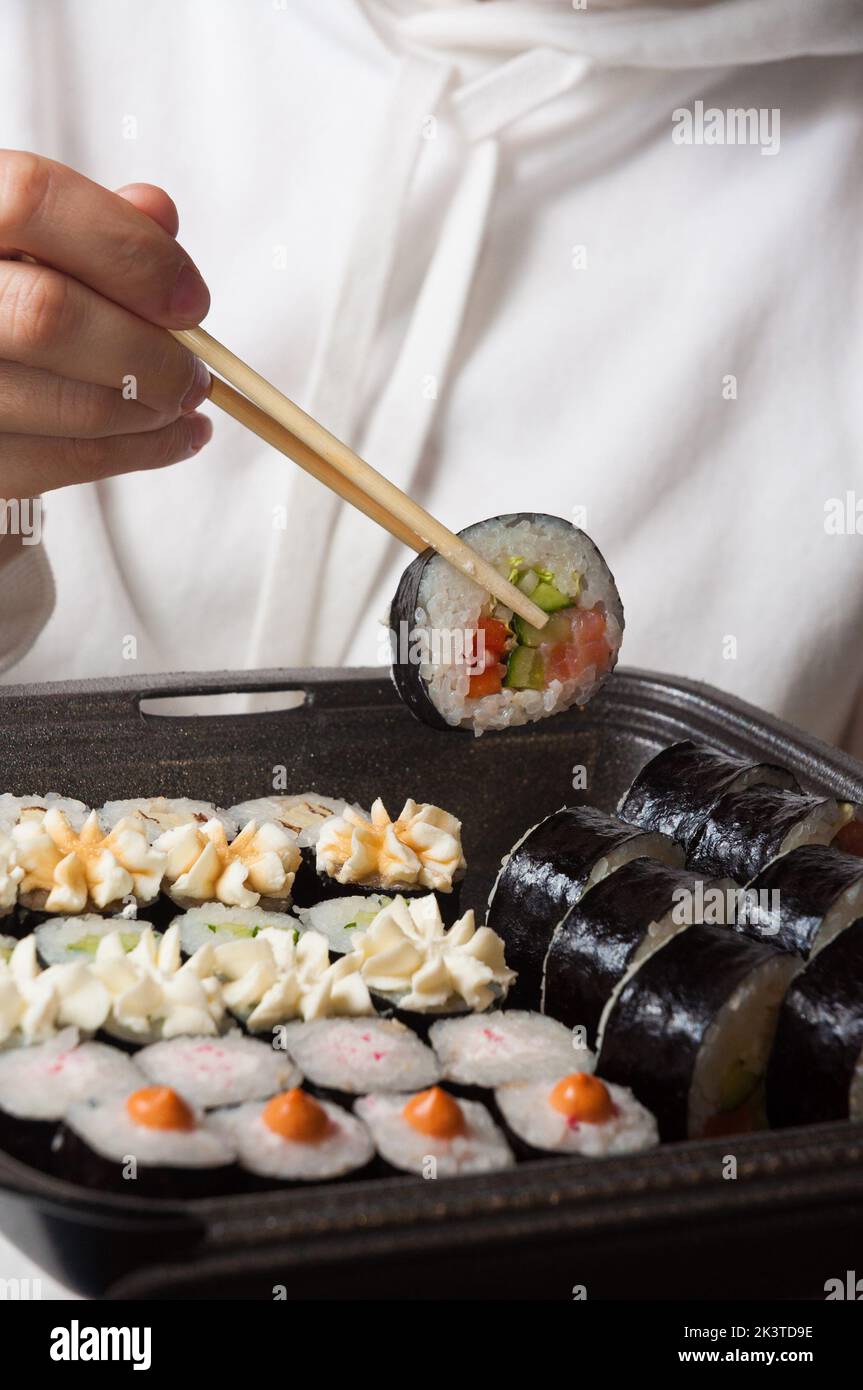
[
  {"xmin": 403, "ymin": 1086, "xmax": 465, "ymax": 1139},
  {"xmin": 549, "ymin": 1073, "xmax": 615, "ymax": 1124},
  {"xmin": 262, "ymin": 1089, "xmax": 331, "ymax": 1143},
  {"xmin": 126, "ymin": 1086, "xmax": 196, "ymax": 1132}
]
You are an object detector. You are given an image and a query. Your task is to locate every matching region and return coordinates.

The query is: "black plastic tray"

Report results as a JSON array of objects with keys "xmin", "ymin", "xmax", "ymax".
[{"xmin": 1, "ymin": 666, "xmax": 861, "ymax": 1299}]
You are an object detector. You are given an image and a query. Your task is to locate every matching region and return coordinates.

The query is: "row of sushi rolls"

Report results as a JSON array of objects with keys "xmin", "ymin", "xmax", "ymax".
[{"xmin": 0, "ymin": 512, "xmax": 861, "ymax": 1197}]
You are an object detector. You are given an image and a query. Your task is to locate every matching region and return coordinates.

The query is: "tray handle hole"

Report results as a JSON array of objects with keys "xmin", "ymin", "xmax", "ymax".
[{"xmin": 138, "ymin": 689, "xmax": 308, "ymax": 719}]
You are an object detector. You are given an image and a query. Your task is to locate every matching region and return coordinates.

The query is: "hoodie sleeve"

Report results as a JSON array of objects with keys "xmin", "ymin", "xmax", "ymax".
[{"xmin": 0, "ymin": 532, "xmax": 55, "ymax": 676}]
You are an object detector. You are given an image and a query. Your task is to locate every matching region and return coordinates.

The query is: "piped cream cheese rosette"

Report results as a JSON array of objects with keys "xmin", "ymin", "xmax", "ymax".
[
  {"xmin": 155, "ymin": 819, "xmax": 301, "ymax": 910},
  {"xmin": 0, "ymin": 934, "xmax": 113, "ymax": 1047},
  {"xmin": 90, "ymin": 923, "xmax": 225, "ymax": 1044},
  {"xmin": 12, "ymin": 809, "xmax": 166, "ymax": 914},
  {"xmin": 209, "ymin": 927, "xmax": 373, "ymax": 1031},
  {"xmin": 0, "ymin": 828, "xmax": 24, "ymax": 916},
  {"xmin": 344, "ymin": 895, "xmax": 516, "ymax": 1014},
  {"xmin": 316, "ymin": 798, "xmax": 466, "ymax": 892}
]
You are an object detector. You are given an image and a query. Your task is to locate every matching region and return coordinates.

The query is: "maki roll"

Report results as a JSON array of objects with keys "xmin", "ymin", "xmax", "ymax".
[
  {"xmin": 99, "ymin": 797, "xmax": 238, "ymax": 843},
  {"xmin": 294, "ymin": 894, "xmax": 392, "ymax": 956},
  {"xmin": 743, "ymin": 845, "xmax": 863, "ymax": 959},
  {"xmin": 92, "ymin": 924, "xmax": 226, "ymax": 1046},
  {"xmin": 390, "ymin": 513, "xmax": 623, "ymax": 736},
  {"xmin": 618, "ymin": 741, "xmax": 799, "ymax": 853},
  {"xmin": 35, "ymin": 915, "xmax": 155, "ymax": 966},
  {"xmin": 206, "ymin": 927, "xmax": 373, "ymax": 1033},
  {"xmin": 598, "ymin": 925, "xmax": 798, "ymax": 1141},
  {"xmin": 12, "ymin": 809, "xmax": 165, "ymax": 915},
  {"xmin": 429, "ymin": 1010, "xmax": 594, "ymax": 1091},
  {"xmin": 0, "ymin": 827, "xmax": 22, "ymax": 920},
  {"xmin": 0, "ymin": 793, "xmax": 90, "ymax": 832},
  {"xmin": 229, "ymin": 794, "xmax": 370, "ymax": 907},
  {"xmin": 281, "ymin": 1017, "xmax": 440, "ymax": 1104},
  {"xmin": 0, "ymin": 1027, "xmax": 143, "ymax": 1166},
  {"xmin": 136, "ymin": 1032, "xmax": 301, "ymax": 1110},
  {"xmin": 688, "ymin": 786, "xmax": 852, "ymax": 883},
  {"xmin": 486, "ymin": 806, "xmax": 684, "ymax": 1009},
  {"xmin": 342, "ymin": 896, "xmax": 515, "ymax": 1034},
  {"xmin": 766, "ymin": 919, "xmax": 863, "ymax": 1127},
  {"xmin": 212, "ymin": 1089, "xmax": 374, "ymax": 1185},
  {"xmin": 154, "ymin": 818, "xmax": 301, "ymax": 912},
  {"xmin": 495, "ymin": 1072, "xmax": 658, "ymax": 1158},
  {"xmin": 542, "ymin": 860, "xmax": 732, "ymax": 1046},
  {"xmin": 58, "ymin": 1086, "xmax": 237, "ymax": 1196},
  {"xmin": 0, "ymin": 934, "xmax": 113, "ymax": 1047},
  {"xmin": 355, "ymin": 1087, "xmax": 513, "ymax": 1176},
  {"xmin": 311, "ymin": 798, "xmax": 465, "ymax": 921},
  {"xmin": 174, "ymin": 902, "xmax": 300, "ymax": 955}
]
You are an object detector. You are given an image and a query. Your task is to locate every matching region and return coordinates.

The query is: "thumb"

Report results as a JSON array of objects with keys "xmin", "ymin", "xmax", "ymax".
[{"xmin": 115, "ymin": 183, "xmax": 180, "ymax": 238}]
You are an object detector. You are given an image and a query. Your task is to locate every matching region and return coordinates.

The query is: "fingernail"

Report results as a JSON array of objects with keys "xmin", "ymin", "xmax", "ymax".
[
  {"xmin": 181, "ymin": 357, "xmax": 211, "ymax": 413},
  {"xmin": 187, "ymin": 413, "xmax": 213, "ymax": 453},
  {"xmin": 171, "ymin": 262, "xmax": 210, "ymax": 321}
]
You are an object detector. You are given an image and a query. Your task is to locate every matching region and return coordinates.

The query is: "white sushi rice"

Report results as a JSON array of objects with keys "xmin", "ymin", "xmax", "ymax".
[
  {"xmin": 136, "ymin": 1032, "xmax": 301, "ymax": 1110},
  {"xmin": 35, "ymin": 914, "xmax": 154, "ymax": 966},
  {"xmin": 228, "ymin": 794, "xmax": 362, "ymax": 848},
  {"xmin": 99, "ymin": 797, "xmax": 238, "ymax": 843},
  {"xmin": 495, "ymin": 1075, "xmax": 658, "ymax": 1156},
  {"xmin": 212, "ymin": 1096, "xmax": 373, "ymax": 1180},
  {"xmin": 0, "ymin": 793, "xmax": 90, "ymax": 831},
  {"xmin": 688, "ymin": 953, "xmax": 798, "ymax": 1138},
  {"xmin": 355, "ymin": 1091, "xmax": 514, "ymax": 1176},
  {"xmin": 429, "ymin": 1011, "xmax": 594, "ymax": 1087},
  {"xmin": 773, "ymin": 801, "xmax": 852, "ymax": 867},
  {"xmin": 176, "ymin": 903, "xmax": 300, "ymax": 955},
  {"xmin": 0, "ymin": 935, "xmax": 16, "ymax": 964},
  {"xmin": 412, "ymin": 515, "xmax": 623, "ymax": 734},
  {"xmin": 0, "ymin": 1028, "xmax": 143, "ymax": 1121},
  {"xmin": 282, "ymin": 1017, "xmax": 440, "ymax": 1095},
  {"xmin": 65, "ymin": 1094, "xmax": 235, "ymax": 1168},
  {"xmin": 294, "ymin": 895, "xmax": 392, "ymax": 955}
]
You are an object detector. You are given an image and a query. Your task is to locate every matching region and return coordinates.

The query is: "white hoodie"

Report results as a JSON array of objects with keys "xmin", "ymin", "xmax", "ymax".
[{"xmin": 2, "ymin": 0, "xmax": 863, "ymax": 751}]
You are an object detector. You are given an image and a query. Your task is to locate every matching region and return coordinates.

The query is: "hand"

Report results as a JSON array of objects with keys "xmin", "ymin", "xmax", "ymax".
[{"xmin": 0, "ymin": 151, "xmax": 213, "ymax": 502}]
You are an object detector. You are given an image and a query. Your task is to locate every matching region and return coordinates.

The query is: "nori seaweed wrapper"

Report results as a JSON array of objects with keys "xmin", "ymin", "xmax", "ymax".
[
  {"xmin": 542, "ymin": 858, "xmax": 712, "ymax": 1046},
  {"xmin": 618, "ymin": 740, "xmax": 799, "ymax": 852},
  {"xmin": 766, "ymin": 919, "xmax": 863, "ymax": 1127},
  {"xmin": 745, "ymin": 844, "xmax": 863, "ymax": 958},
  {"xmin": 598, "ymin": 924, "xmax": 781, "ymax": 1141},
  {"xmin": 487, "ymin": 806, "xmax": 681, "ymax": 1010},
  {"xmin": 687, "ymin": 785, "xmax": 837, "ymax": 884}
]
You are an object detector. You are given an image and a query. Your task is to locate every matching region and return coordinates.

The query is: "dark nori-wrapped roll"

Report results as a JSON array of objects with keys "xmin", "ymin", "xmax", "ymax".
[
  {"xmin": 597, "ymin": 925, "xmax": 797, "ymax": 1141},
  {"xmin": 486, "ymin": 806, "xmax": 683, "ymax": 1010},
  {"xmin": 542, "ymin": 858, "xmax": 730, "ymax": 1047},
  {"xmin": 618, "ymin": 740, "xmax": 799, "ymax": 852},
  {"xmin": 389, "ymin": 513, "xmax": 624, "ymax": 735},
  {"xmin": 766, "ymin": 920, "xmax": 863, "ymax": 1127},
  {"xmin": 743, "ymin": 845, "xmax": 863, "ymax": 958},
  {"xmin": 688, "ymin": 785, "xmax": 850, "ymax": 884}
]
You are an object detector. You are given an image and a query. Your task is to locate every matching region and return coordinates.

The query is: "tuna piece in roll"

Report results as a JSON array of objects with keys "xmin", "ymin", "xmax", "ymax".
[
  {"xmin": 618, "ymin": 740, "xmax": 799, "ymax": 853},
  {"xmin": 486, "ymin": 806, "xmax": 683, "ymax": 1010},
  {"xmin": 597, "ymin": 925, "xmax": 797, "ymax": 1141},
  {"xmin": 766, "ymin": 919, "xmax": 863, "ymax": 1127},
  {"xmin": 688, "ymin": 785, "xmax": 852, "ymax": 884},
  {"xmin": 389, "ymin": 513, "xmax": 623, "ymax": 735}
]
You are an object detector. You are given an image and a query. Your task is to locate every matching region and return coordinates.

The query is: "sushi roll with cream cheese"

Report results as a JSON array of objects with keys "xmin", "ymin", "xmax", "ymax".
[
  {"xmin": 12, "ymin": 809, "xmax": 166, "ymax": 915},
  {"xmin": 294, "ymin": 894, "xmax": 392, "ymax": 956},
  {"xmin": 99, "ymin": 797, "xmax": 238, "ymax": 843},
  {"xmin": 213, "ymin": 1089, "xmax": 374, "ymax": 1184},
  {"xmin": 281, "ymin": 1017, "xmax": 440, "ymax": 1103},
  {"xmin": 59, "ymin": 1086, "xmax": 237, "ymax": 1196},
  {"xmin": 429, "ymin": 1011, "xmax": 594, "ymax": 1090},
  {"xmin": 389, "ymin": 513, "xmax": 623, "ymax": 735},
  {"xmin": 175, "ymin": 902, "xmax": 300, "ymax": 956},
  {"xmin": 355, "ymin": 1087, "xmax": 514, "ymax": 1176},
  {"xmin": 35, "ymin": 915, "xmax": 156, "ymax": 967},
  {"xmin": 155, "ymin": 818, "xmax": 301, "ymax": 912},
  {"xmin": 495, "ymin": 1072, "xmax": 658, "ymax": 1158},
  {"xmin": 136, "ymin": 1032, "xmax": 301, "ymax": 1110}
]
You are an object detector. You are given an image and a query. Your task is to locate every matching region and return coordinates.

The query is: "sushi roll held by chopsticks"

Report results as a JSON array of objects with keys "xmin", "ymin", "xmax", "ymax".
[{"xmin": 389, "ymin": 513, "xmax": 623, "ymax": 735}]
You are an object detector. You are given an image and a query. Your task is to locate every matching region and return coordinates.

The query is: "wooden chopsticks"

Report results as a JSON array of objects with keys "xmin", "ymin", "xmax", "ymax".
[{"xmin": 171, "ymin": 326, "xmax": 549, "ymax": 630}]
